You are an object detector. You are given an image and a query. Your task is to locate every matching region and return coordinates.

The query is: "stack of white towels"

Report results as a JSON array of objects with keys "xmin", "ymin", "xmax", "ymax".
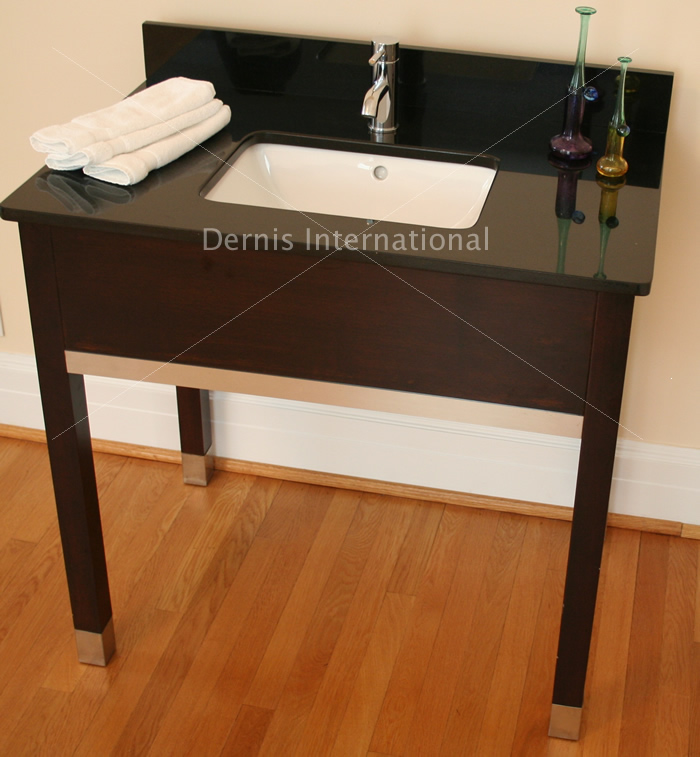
[{"xmin": 30, "ymin": 77, "xmax": 231, "ymax": 186}]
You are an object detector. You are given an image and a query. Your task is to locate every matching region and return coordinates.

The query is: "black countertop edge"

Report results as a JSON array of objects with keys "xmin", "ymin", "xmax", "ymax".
[{"xmin": 0, "ymin": 205, "xmax": 648, "ymax": 296}]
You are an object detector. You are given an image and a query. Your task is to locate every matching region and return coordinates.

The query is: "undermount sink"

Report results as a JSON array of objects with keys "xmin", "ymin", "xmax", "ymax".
[{"xmin": 202, "ymin": 134, "xmax": 498, "ymax": 229}]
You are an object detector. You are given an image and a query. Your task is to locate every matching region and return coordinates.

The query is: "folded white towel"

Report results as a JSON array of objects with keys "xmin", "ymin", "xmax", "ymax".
[
  {"xmin": 83, "ymin": 105, "xmax": 231, "ymax": 185},
  {"xmin": 45, "ymin": 99, "xmax": 224, "ymax": 170},
  {"xmin": 30, "ymin": 77, "xmax": 215, "ymax": 156}
]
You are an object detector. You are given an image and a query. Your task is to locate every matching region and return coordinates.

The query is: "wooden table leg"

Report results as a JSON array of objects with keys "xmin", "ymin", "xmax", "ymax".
[
  {"xmin": 549, "ymin": 292, "xmax": 635, "ymax": 739},
  {"xmin": 20, "ymin": 223, "xmax": 114, "ymax": 665},
  {"xmin": 176, "ymin": 387, "xmax": 213, "ymax": 486}
]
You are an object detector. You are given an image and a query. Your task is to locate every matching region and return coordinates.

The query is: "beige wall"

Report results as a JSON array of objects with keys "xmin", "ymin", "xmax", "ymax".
[{"xmin": 1, "ymin": 0, "xmax": 698, "ymax": 448}]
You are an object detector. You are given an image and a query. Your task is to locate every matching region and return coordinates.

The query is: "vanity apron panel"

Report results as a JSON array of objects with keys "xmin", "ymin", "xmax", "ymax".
[{"xmin": 52, "ymin": 226, "xmax": 595, "ymax": 414}]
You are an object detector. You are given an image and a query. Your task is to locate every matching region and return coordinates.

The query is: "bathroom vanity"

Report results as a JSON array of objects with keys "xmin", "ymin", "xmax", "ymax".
[{"xmin": 0, "ymin": 22, "xmax": 673, "ymax": 740}]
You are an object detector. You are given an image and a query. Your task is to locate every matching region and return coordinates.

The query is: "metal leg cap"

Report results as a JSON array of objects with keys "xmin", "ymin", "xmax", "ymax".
[
  {"xmin": 182, "ymin": 449, "xmax": 214, "ymax": 486},
  {"xmin": 75, "ymin": 618, "xmax": 116, "ymax": 666},
  {"xmin": 549, "ymin": 704, "xmax": 582, "ymax": 740}
]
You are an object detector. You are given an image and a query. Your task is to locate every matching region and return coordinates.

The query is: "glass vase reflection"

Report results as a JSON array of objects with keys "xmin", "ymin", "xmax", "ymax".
[
  {"xmin": 549, "ymin": 152, "xmax": 591, "ymax": 273},
  {"xmin": 595, "ymin": 174, "xmax": 626, "ymax": 279}
]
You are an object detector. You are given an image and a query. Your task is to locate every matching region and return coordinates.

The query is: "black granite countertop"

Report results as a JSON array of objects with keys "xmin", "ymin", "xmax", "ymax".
[{"xmin": 0, "ymin": 21, "xmax": 674, "ymax": 294}]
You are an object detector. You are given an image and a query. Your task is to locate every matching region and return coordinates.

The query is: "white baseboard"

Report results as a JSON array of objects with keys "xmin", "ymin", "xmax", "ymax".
[{"xmin": 1, "ymin": 352, "xmax": 699, "ymax": 525}]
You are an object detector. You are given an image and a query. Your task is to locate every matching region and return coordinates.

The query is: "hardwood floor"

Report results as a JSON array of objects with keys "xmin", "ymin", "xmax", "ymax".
[{"xmin": 1, "ymin": 435, "xmax": 698, "ymax": 756}]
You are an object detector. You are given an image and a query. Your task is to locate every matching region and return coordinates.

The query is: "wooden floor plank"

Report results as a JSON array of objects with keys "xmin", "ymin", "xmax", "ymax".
[
  {"xmin": 155, "ymin": 471, "xmax": 262, "ymax": 612},
  {"xmin": 369, "ymin": 505, "xmax": 474, "ymax": 756},
  {"xmin": 115, "ymin": 470, "xmax": 239, "ymax": 612},
  {"xmin": 111, "ymin": 476, "xmax": 280, "ymax": 756},
  {"xmin": 3, "ymin": 687, "xmax": 73, "ymax": 757},
  {"xmin": 244, "ymin": 488, "xmax": 361, "ymax": 710},
  {"xmin": 510, "ymin": 527, "xmax": 568, "ymax": 757},
  {"xmin": 400, "ymin": 507, "xmax": 506, "ymax": 757},
  {"xmin": 4, "ymin": 445, "xmax": 56, "ymax": 544},
  {"xmin": 689, "ymin": 643, "xmax": 700, "ymax": 756},
  {"xmin": 387, "ymin": 500, "xmax": 444, "ymax": 595},
  {"xmin": 1, "ymin": 437, "xmax": 699, "ymax": 755},
  {"xmin": 15, "ymin": 608, "xmax": 179, "ymax": 757},
  {"xmin": 146, "ymin": 537, "xmax": 280, "ymax": 756},
  {"xmin": 290, "ymin": 495, "xmax": 417, "ymax": 757},
  {"xmin": 0, "ymin": 449, "xmax": 139, "ymax": 753},
  {"xmin": 0, "ymin": 538, "xmax": 38, "ymax": 625},
  {"xmin": 0, "ymin": 530, "xmax": 62, "ymax": 652},
  {"xmin": 694, "ymin": 540, "xmax": 700, "ymax": 643},
  {"xmin": 0, "ymin": 440, "xmax": 52, "ymax": 545},
  {"xmin": 660, "ymin": 538, "xmax": 697, "ymax": 694},
  {"xmin": 41, "ymin": 634, "xmax": 88, "ymax": 693},
  {"xmin": 100, "ymin": 457, "xmax": 184, "ymax": 607},
  {"xmin": 476, "ymin": 518, "xmax": 558, "ymax": 755},
  {"xmin": 0, "ymin": 574, "xmax": 69, "ymax": 754},
  {"xmin": 256, "ymin": 494, "xmax": 391, "ymax": 757},
  {"xmin": 331, "ymin": 592, "xmax": 415, "ymax": 756},
  {"xmin": 179, "ymin": 487, "xmax": 334, "ymax": 756},
  {"xmin": 77, "ymin": 476, "xmax": 263, "ymax": 757},
  {"xmin": 70, "ymin": 608, "xmax": 180, "ymax": 756},
  {"xmin": 433, "ymin": 513, "xmax": 528, "ymax": 756},
  {"xmin": 618, "ymin": 533, "xmax": 670, "ymax": 757},
  {"xmin": 579, "ymin": 528, "xmax": 640, "ymax": 756},
  {"xmin": 255, "ymin": 481, "xmax": 332, "ymax": 542},
  {"xmin": 651, "ymin": 537, "xmax": 696, "ymax": 756},
  {"xmin": 221, "ymin": 705, "xmax": 275, "ymax": 757}
]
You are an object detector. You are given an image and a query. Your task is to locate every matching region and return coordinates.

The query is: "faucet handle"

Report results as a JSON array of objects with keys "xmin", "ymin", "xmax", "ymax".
[
  {"xmin": 369, "ymin": 37, "xmax": 399, "ymax": 65},
  {"xmin": 369, "ymin": 45, "xmax": 386, "ymax": 66}
]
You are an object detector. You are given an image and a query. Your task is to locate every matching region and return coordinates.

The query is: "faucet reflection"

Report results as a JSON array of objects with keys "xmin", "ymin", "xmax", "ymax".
[{"xmin": 362, "ymin": 38, "xmax": 399, "ymax": 141}]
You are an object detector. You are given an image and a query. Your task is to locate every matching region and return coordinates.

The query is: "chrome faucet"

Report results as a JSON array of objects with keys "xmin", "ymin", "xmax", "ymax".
[{"xmin": 362, "ymin": 38, "xmax": 399, "ymax": 140}]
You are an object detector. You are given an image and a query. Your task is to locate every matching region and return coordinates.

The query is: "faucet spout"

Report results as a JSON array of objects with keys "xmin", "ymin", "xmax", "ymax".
[
  {"xmin": 362, "ymin": 38, "xmax": 399, "ymax": 138},
  {"xmin": 362, "ymin": 70, "xmax": 388, "ymax": 119}
]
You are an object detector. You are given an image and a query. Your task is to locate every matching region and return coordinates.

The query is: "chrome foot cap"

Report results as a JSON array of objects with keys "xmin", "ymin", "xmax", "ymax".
[
  {"xmin": 182, "ymin": 449, "xmax": 214, "ymax": 486},
  {"xmin": 75, "ymin": 618, "xmax": 115, "ymax": 666},
  {"xmin": 549, "ymin": 704, "xmax": 582, "ymax": 740}
]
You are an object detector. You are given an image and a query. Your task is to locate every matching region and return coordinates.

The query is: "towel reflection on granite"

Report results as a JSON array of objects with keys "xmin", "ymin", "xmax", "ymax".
[{"xmin": 36, "ymin": 173, "xmax": 135, "ymax": 214}]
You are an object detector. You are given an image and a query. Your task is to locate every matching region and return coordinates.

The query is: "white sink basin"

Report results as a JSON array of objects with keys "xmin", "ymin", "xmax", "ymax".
[{"xmin": 202, "ymin": 136, "xmax": 497, "ymax": 229}]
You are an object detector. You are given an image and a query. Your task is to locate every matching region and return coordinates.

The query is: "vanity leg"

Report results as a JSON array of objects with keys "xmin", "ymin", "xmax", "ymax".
[
  {"xmin": 549, "ymin": 292, "xmax": 634, "ymax": 740},
  {"xmin": 19, "ymin": 223, "xmax": 115, "ymax": 665},
  {"xmin": 176, "ymin": 387, "xmax": 213, "ymax": 485}
]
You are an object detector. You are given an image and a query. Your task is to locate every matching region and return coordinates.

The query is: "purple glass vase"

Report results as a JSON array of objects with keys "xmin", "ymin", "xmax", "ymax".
[{"xmin": 550, "ymin": 7, "xmax": 597, "ymax": 160}]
